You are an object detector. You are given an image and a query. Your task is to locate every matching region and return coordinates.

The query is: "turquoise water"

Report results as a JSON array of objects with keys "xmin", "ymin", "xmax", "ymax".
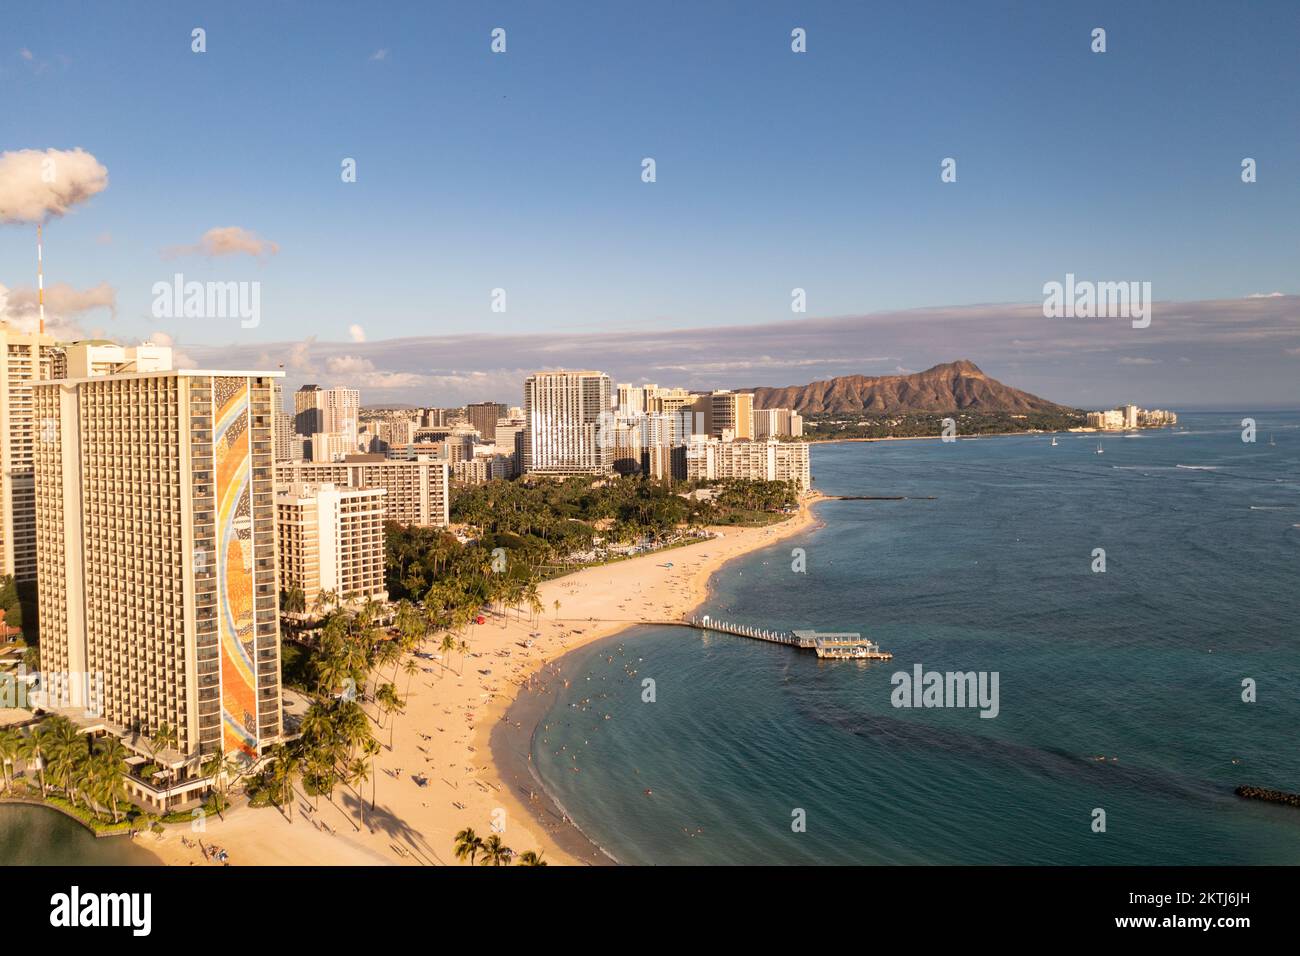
[
  {"xmin": 0, "ymin": 805, "xmax": 159, "ymax": 865},
  {"xmin": 533, "ymin": 413, "xmax": 1300, "ymax": 864}
]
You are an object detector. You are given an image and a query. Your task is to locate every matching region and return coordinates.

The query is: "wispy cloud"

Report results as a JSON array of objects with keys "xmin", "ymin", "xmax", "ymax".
[{"xmin": 163, "ymin": 226, "xmax": 279, "ymax": 259}]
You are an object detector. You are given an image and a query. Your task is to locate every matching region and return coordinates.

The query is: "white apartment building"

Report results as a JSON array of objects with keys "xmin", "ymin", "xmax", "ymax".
[
  {"xmin": 276, "ymin": 455, "xmax": 450, "ymax": 527},
  {"xmin": 276, "ymin": 482, "xmax": 388, "ymax": 610},
  {"xmin": 685, "ymin": 436, "xmax": 811, "ymax": 492},
  {"xmin": 309, "ymin": 431, "xmax": 354, "ymax": 463},
  {"xmin": 523, "ymin": 370, "xmax": 612, "ymax": 475}
]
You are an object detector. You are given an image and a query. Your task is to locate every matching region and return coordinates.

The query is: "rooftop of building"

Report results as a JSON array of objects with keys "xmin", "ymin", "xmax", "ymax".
[{"xmin": 40, "ymin": 368, "xmax": 285, "ymax": 386}]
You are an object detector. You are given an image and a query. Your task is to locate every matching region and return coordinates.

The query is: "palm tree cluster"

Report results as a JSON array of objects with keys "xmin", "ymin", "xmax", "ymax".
[
  {"xmin": 0, "ymin": 716, "xmax": 131, "ymax": 823},
  {"xmin": 709, "ymin": 478, "xmax": 800, "ymax": 513},
  {"xmin": 454, "ymin": 827, "xmax": 547, "ymax": 866},
  {"xmin": 388, "ymin": 475, "xmax": 797, "ymax": 625}
]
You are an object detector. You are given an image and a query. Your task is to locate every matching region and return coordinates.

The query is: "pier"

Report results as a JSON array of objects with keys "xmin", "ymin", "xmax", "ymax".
[{"xmin": 679, "ymin": 616, "xmax": 892, "ymax": 660}]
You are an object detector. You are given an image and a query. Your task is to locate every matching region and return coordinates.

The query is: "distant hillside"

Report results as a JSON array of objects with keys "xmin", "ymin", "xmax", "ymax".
[{"xmin": 749, "ymin": 360, "xmax": 1073, "ymax": 415}]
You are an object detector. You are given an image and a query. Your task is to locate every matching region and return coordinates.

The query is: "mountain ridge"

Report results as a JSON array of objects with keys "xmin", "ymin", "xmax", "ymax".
[{"xmin": 748, "ymin": 361, "xmax": 1073, "ymax": 415}]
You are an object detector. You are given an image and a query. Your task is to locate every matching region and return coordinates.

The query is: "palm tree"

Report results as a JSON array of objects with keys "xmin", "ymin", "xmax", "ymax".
[
  {"xmin": 143, "ymin": 721, "xmax": 179, "ymax": 808},
  {"xmin": 439, "ymin": 633, "xmax": 456, "ymax": 675},
  {"xmin": 402, "ymin": 656, "xmax": 420, "ymax": 697},
  {"xmin": 93, "ymin": 737, "xmax": 129, "ymax": 823},
  {"xmin": 553, "ymin": 598, "xmax": 561, "ymax": 620},
  {"xmin": 453, "ymin": 827, "xmax": 484, "ymax": 865},
  {"xmin": 0, "ymin": 727, "xmax": 22, "ymax": 793},
  {"xmin": 347, "ymin": 757, "xmax": 371, "ymax": 828},
  {"xmin": 526, "ymin": 582, "xmax": 543, "ymax": 628},
  {"xmin": 376, "ymin": 684, "xmax": 404, "ymax": 750},
  {"xmin": 44, "ymin": 717, "xmax": 86, "ymax": 804},
  {"xmin": 200, "ymin": 748, "xmax": 235, "ymax": 815},
  {"xmin": 281, "ymin": 586, "xmax": 307, "ymax": 617},
  {"xmin": 456, "ymin": 639, "xmax": 470, "ymax": 676},
  {"xmin": 479, "ymin": 833, "xmax": 514, "ymax": 866},
  {"xmin": 516, "ymin": 850, "xmax": 548, "ymax": 866},
  {"xmin": 283, "ymin": 748, "xmax": 303, "ymax": 817},
  {"xmin": 363, "ymin": 738, "xmax": 381, "ymax": 812},
  {"xmin": 315, "ymin": 589, "xmax": 339, "ymax": 617},
  {"xmin": 19, "ymin": 724, "xmax": 50, "ymax": 798}
]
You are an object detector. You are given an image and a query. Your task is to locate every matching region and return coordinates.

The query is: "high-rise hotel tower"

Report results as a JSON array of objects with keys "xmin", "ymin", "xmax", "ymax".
[
  {"xmin": 522, "ymin": 370, "xmax": 612, "ymax": 475},
  {"xmin": 34, "ymin": 362, "xmax": 284, "ymax": 765},
  {"xmin": 0, "ymin": 325, "xmax": 64, "ymax": 583}
]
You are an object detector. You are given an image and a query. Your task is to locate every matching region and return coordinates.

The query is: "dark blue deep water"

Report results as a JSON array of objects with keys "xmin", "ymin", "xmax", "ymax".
[{"xmin": 533, "ymin": 413, "xmax": 1300, "ymax": 864}]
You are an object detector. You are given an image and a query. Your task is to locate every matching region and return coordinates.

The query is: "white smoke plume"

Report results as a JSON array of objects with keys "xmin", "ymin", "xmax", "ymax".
[
  {"xmin": 0, "ymin": 280, "xmax": 117, "ymax": 339},
  {"xmin": 0, "ymin": 148, "xmax": 109, "ymax": 223}
]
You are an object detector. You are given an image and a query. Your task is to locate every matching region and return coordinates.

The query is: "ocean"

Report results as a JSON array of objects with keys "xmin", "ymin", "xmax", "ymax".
[{"xmin": 531, "ymin": 412, "xmax": 1300, "ymax": 864}]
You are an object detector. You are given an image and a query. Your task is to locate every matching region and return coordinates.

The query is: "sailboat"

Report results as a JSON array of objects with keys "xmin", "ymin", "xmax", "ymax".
[
  {"xmin": 1268, "ymin": 434, "xmax": 1276, "ymax": 447},
  {"xmin": 1050, "ymin": 436, "xmax": 1059, "ymax": 447},
  {"xmin": 1095, "ymin": 440, "xmax": 1104, "ymax": 455}
]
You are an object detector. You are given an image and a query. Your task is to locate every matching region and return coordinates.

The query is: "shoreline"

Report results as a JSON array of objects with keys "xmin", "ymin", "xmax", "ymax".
[
  {"xmin": 478, "ymin": 493, "xmax": 824, "ymax": 865},
  {"xmin": 143, "ymin": 494, "xmax": 823, "ymax": 867}
]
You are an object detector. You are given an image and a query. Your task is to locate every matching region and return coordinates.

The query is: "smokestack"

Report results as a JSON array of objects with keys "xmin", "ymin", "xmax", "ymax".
[{"xmin": 36, "ymin": 222, "xmax": 45, "ymax": 335}]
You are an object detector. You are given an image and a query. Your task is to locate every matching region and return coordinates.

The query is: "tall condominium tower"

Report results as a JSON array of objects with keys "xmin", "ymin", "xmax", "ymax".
[
  {"xmin": 0, "ymin": 325, "xmax": 64, "ymax": 583},
  {"xmin": 34, "ymin": 367, "xmax": 284, "ymax": 770},
  {"xmin": 323, "ymin": 386, "xmax": 360, "ymax": 445},
  {"xmin": 294, "ymin": 384, "xmax": 326, "ymax": 436},
  {"xmin": 522, "ymin": 370, "xmax": 612, "ymax": 475},
  {"xmin": 698, "ymin": 390, "xmax": 755, "ymax": 440},
  {"xmin": 294, "ymin": 384, "xmax": 360, "ymax": 449},
  {"xmin": 465, "ymin": 401, "xmax": 507, "ymax": 443}
]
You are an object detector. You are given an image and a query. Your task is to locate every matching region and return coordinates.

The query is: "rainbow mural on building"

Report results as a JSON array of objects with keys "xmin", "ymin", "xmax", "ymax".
[{"xmin": 214, "ymin": 377, "xmax": 259, "ymax": 761}]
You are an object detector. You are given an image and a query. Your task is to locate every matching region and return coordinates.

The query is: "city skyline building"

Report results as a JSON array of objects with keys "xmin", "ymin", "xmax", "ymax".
[
  {"xmin": 522, "ymin": 370, "xmax": 612, "ymax": 475},
  {"xmin": 275, "ymin": 481, "xmax": 388, "ymax": 611},
  {"xmin": 0, "ymin": 325, "xmax": 64, "ymax": 583},
  {"xmin": 33, "ymin": 365, "xmax": 285, "ymax": 784},
  {"xmin": 275, "ymin": 455, "xmax": 450, "ymax": 527}
]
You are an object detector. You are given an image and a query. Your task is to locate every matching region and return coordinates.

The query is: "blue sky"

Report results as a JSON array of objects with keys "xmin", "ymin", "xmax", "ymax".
[{"xmin": 2, "ymin": 1, "xmax": 1298, "ymax": 406}]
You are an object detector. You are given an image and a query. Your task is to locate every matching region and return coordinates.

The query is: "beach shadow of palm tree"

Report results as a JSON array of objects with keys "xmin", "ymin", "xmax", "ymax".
[{"xmin": 337, "ymin": 789, "xmax": 443, "ymax": 865}]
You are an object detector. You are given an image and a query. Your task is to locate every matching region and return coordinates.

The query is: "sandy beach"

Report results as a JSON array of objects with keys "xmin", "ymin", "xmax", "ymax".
[{"xmin": 145, "ymin": 495, "xmax": 823, "ymax": 867}]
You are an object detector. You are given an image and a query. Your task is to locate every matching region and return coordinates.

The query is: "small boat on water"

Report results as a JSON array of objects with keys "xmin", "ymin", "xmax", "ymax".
[
  {"xmin": 1051, "ymin": 436, "xmax": 1058, "ymax": 446},
  {"xmin": 1096, "ymin": 440, "xmax": 1104, "ymax": 454}
]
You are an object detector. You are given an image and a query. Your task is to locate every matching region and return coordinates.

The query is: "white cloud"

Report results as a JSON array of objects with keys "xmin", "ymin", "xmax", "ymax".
[
  {"xmin": 164, "ymin": 226, "xmax": 279, "ymax": 259},
  {"xmin": 1117, "ymin": 357, "xmax": 1159, "ymax": 366},
  {"xmin": 369, "ymin": 49, "xmax": 389, "ymax": 61},
  {"xmin": 0, "ymin": 148, "xmax": 109, "ymax": 224},
  {"xmin": 348, "ymin": 323, "xmax": 366, "ymax": 343}
]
